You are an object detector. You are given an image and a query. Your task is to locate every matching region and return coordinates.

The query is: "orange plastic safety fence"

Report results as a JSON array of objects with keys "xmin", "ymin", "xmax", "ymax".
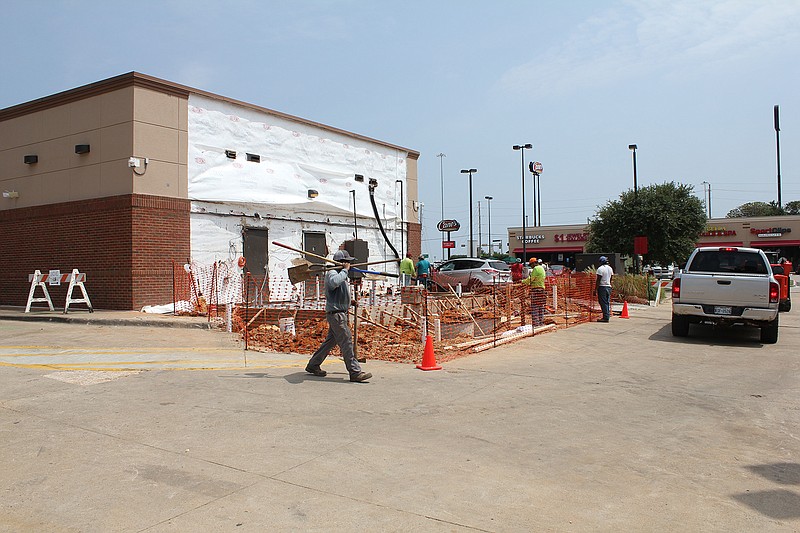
[
  {"xmin": 172, "ymin": 260, "xmax": 244, "ymax": 316},
  {"xmin": 233, "ymin": 272, "xmax": 611, "ymax": 365}
]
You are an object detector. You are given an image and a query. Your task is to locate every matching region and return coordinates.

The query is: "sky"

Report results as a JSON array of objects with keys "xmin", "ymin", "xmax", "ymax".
[{"xmin": 2, "ymin": 0, "xmax": 799, "ymax": 261}]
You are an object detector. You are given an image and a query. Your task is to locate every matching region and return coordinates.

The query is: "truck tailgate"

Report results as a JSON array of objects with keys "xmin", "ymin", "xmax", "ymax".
[{"xmin": 679, "ymin": 273, "xmax": 771, "ymax": 307}]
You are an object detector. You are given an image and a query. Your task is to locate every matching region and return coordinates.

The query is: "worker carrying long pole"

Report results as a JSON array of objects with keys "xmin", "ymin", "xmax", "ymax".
[{"xmin": 304, "ymin": 249, "xmax": 372, "ymax": 383}]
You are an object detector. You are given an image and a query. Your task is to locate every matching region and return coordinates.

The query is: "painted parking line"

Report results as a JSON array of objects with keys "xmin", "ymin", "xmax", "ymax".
[{"xmin": 0, "ymin": 344, "xmax": 318, "ymax": 372}]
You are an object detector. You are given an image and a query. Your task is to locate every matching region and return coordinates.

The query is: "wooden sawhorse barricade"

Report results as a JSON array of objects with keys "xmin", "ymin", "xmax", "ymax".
[{"xmin": 26, "ymin": 269, "xmax": 94, "ymax": 313}]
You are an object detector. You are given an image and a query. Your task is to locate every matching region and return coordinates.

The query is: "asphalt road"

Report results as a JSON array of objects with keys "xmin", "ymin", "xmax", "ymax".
[{"xmin": 1, "ymin": 300, "xmax": 799, "ymax": 532}]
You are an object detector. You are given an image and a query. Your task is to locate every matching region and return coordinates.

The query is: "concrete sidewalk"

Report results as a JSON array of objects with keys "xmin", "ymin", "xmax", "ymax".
[
  {"xmin": 0, "ymin": 305, "xmax": 212, "ymax": 329},
  {"xmin": 2, "ymin": 303, "xmax": 799, "ymax": 531}
]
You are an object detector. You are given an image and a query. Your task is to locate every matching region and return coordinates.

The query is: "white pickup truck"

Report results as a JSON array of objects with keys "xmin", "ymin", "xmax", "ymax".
[{"xmin": 672, "ymin": 247, "xmax": 780, "ymax": 343}]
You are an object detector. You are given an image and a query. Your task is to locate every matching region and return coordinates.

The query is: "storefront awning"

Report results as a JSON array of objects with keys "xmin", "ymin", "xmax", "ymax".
[{"xmin": 750, "ymin": 240, "xmax": 800, "ymax": 248}]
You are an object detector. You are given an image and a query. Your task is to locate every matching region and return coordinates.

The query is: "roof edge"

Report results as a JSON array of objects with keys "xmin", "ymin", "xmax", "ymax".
[{"xmin": 0, "ymin": 72, "xmax": 420, "ymax": 158}]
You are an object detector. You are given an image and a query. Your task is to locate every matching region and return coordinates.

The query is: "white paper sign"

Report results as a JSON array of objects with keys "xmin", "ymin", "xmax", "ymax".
[{"xmin": 48, "ymin": 269, "xmax": 61, "ymax": 286}]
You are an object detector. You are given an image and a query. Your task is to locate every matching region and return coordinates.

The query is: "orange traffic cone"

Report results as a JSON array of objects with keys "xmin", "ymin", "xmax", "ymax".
[
  {"xmin": 416, "ymin": 335, "xmax": 442, "ymax": 371},
  {"xmin": 620, "ymin": 301, "xmax": 630, "ymax": 319}
]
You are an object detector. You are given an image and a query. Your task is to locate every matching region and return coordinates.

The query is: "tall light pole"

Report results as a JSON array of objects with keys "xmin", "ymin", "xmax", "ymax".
[
  {"xmin": 485, "ymin": 196, "xmax": 493, "ymax": 256},
  {"xmin": 775, "ymin": 105, "xmax": 782, "ymax": 208},
  {"xmin": 460, "ymin": 168, "xmax": 477, "ymax": 257},
  {"xmin": 628, "ymin": 144, "xmax": 638, "ymax": 200},
  {"xmin": 437, "ymin": 152, "xmax": 446, "ymax": 259},
  {"xmin": 629, "ymin": 144, "xmax": 639, "ymax": 274},
  {"xmin": 513, "ymin": 144, "xmax": 533, "ymax": 261}
]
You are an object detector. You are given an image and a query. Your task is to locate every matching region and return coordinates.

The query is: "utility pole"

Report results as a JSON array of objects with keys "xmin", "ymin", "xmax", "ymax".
[
  {"xmin": 477, "ymin": 201, "xmax": 482, "ymax": 257},
  {"xmin": 437, "ymin": 152, "xmax": 446, "ymax": 259}
]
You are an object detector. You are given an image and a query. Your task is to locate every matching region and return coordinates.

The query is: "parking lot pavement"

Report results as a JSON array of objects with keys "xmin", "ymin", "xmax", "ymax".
[{"xmin": 1, "ymin": 302, "xmax": 800, "ymax": 531}]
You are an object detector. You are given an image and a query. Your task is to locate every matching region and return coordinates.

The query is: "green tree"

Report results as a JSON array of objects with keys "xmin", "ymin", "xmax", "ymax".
[
  {"xmin": 783, "ymin": 200, "xmax": 800, "ymax": 215},
  {"xmin": 726, "ymin": 201, "xmax": 785, "ymax": 217},
  {"xmin": 586, "ymin": 182, "xmax": 706, "ymax": 267}
]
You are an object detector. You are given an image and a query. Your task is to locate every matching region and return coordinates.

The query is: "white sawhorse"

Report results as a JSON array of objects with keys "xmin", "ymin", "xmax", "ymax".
[
  {"xmin": 25, "ymin": 270, "xmax": 55, "ymax": 313},
  {"xmin": 64, "ymin": 269, "xmax": 93, "ymax": 313},
  {"xmin": 25, "ymin": 269, "xmax": 93, "ymax": 313}
]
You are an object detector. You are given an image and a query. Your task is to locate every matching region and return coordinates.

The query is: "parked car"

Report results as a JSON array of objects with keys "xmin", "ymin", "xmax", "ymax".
[
  {"xmin": 431, "ymin": 258, "xmax": 512, "ymax": 291},
  {"xmin": 547, "ymin": 264, "xmax": 569, "ymax": 277}
]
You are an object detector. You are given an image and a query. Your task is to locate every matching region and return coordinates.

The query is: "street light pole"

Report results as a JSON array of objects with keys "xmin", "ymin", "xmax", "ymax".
[
  {"xmin": 485, "ymin": 196, "xmax": 493, "ymax": 256},
  {"xmin": 708, "ymin": 181, "xmax": 712, "ymax": 218},
  {"xmin": 628, "ymin": 144, "xmax": 638, "ymax": 200},
  {"xmin": 460, "ymin": 168, "xmax": 477, "ymax": 257},
  {"xmin": 775, "ymin": 105, "xmax": 782, "ymax": 209},
  {"xmin": 513, "ymin": 144, "xmax": 533, "ymax": 262},
  {"xmin": 629, "ymin": 144, "xmax": 639, "ymax": 274}
]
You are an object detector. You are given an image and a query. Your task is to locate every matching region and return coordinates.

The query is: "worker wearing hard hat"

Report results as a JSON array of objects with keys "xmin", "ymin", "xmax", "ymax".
[{"xmin": 523, "ymin": 258, "xmax": 547, "ymax": 326}]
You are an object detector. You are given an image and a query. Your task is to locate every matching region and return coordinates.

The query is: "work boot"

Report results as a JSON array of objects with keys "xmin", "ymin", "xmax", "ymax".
[
  {"xmin": 349, "ymin": 371, "xmax": 372, "ymax": 383},
  {"xmin": 305, "ymin": 365, "xmax": 327, "ymax": 377}
]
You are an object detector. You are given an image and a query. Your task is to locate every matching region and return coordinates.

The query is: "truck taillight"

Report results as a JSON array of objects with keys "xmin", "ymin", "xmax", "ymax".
[
  {"xmin": 770, "ymin": 281, "xmax": 780, "ymax": 303},
  {"xmin": 719, "ymin": 247, "xmax": 738, "ymax": 252},
  {"xmin": 672, "ymin": 277, "xmax": 681, "ymax": 298}
]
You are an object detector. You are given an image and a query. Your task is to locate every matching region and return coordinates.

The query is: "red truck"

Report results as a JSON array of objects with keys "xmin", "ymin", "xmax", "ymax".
[{"xmin": 765, "ymin": 252, "xmax": 792, "ymax": 312}]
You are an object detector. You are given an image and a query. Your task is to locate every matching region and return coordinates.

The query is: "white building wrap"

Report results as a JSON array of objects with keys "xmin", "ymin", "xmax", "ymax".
[{"xmin": 187, "ymin": 94, "xmax": 411, "ymax": 296}]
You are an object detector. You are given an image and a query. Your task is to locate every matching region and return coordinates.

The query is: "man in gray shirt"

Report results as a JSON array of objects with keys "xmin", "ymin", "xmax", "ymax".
[{"xmin": 306, "ymin": 249, "xmax": 372, "ymax": 382}]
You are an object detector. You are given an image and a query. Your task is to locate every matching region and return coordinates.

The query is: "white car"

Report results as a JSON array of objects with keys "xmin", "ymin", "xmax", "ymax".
[{"xmin": 431, "ymin": 258, "xmax": 512, "ymax": 291}]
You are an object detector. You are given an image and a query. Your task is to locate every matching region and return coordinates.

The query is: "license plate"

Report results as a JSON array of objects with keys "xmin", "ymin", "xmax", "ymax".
[{"xmin": 714, "ymin": 306, "xmax": 732, "ymax": 315}]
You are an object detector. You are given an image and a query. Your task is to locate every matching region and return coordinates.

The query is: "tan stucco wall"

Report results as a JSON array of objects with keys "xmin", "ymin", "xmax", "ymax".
[
  {"xmin": 406, "ymin": 155, "xmax": 419, "ymax": 222},
  {"xmin": 0, "ymin": 88, "xmax": 134, "ymax": 209},
  {"xmin": 132, "ymin": 86, "xmax": 188, "ymax": 198},
  {"xmin": 0, "ymin": 85, "xmax": 189, "ymax": 210}
]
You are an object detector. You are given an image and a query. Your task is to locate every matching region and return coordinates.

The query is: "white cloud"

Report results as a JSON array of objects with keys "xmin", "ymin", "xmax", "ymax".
[{"xmin": 497, "ymin": 0, "xmax": 800, "ymax": 98}]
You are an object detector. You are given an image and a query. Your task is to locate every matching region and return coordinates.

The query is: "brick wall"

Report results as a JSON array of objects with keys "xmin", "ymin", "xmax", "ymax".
[
  {"xmin": 0, "ymin": 194, "xmax": 189, "ymax": 310},
  {"xmin": 407, "ymin": 222, "xmax": 422, "ymax": 259}
]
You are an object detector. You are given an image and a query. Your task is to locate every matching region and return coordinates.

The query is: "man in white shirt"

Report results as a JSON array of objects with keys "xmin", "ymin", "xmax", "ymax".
[{"xmin": 595, "ymin": 256, "xmax": 614, "ymax": 322}]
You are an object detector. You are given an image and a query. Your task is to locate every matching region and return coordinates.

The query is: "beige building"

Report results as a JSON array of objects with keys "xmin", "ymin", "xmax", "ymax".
[
  {"xmin": 0, "ymin": 72, "xmax": 420, "ymax": 309},
  {"xmin": 507, "ymin": 216, "xmax": 800, "ymax": 269}
]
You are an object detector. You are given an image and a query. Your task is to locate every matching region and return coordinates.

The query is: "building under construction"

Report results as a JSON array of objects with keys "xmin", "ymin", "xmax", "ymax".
[{"xmin": 0, "ymin": 72, "xmax": 421, "ymax": 310}]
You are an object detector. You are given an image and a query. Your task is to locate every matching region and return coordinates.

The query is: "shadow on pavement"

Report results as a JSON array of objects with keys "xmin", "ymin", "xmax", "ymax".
[
  {"xmin": 648, "ymin": 323, "xmax": 765, "ymax": 348},
  {"xmin": 746, "ymin": 463, "xmax": 800, "ymax": 485},
  {"xmin": 732, "ymin": 489, "xmax": 800, "ymax": 520}
]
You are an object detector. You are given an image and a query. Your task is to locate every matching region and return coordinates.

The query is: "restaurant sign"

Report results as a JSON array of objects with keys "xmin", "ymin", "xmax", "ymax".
[
  {"xmin": 516, "ymin": 234, "xmax": 545, "ymax": 244},
  {"xmin": 437, "ymin": 219, "xmax": 461, "ymax": 232},
  {"xmin": 554, "ymin": 233, "xmax": 588, "ymax": 242}
]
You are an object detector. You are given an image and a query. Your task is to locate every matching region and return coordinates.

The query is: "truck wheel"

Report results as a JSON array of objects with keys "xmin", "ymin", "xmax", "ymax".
[
  {"xmin": 671, "ymin": 314, "xmax": 690, "ymax": 337},
  {"xmin": 760, "ymin": 316, "xmax": 779, "ymax": 344},
  {"xmin": 780, "ymin": 293, "xmax": 791, "ymax": 312}
]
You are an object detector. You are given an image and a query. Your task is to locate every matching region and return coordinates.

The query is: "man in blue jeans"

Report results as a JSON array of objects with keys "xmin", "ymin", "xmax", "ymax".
[
  {"xmin": 306, "ymin": 249, "xmax": 372, "ymax": 382},
  {"xmin": 595, "ymin": 256, "xmax": 614, "ymax": 322}
]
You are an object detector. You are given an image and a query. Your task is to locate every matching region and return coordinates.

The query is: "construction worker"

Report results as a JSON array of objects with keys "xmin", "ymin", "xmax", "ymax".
[
  {"xmin": 523, "ymin": 257, "xmax": 547, "ymax": 326},
  {"xmin": 399, "ymin": 252, "xmax": 416, "ymax": 286},
  {"xmin": 305, "ymin": 249, "xmax": 372, "ymax": 382},
  {"xmin": 510, "ymin": 258, "xmax": 524, "ymax": 282}
]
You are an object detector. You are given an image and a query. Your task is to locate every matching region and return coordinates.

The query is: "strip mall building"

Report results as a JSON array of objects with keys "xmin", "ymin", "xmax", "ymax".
[
  {"xmin": 507, "ymin": 216, "xmax": 800, "ymax": 270},
  {"xmin": 0, "ymin": 73, "xmax": 420, "ymax": 310}
]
